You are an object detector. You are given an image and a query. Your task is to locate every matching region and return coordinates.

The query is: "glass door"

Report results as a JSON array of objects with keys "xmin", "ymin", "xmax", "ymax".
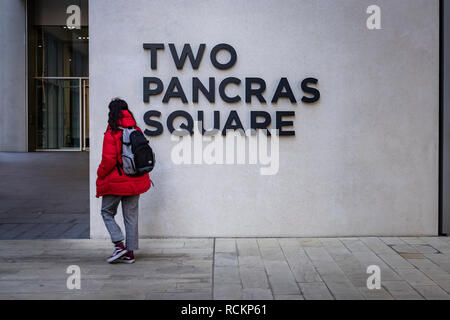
[
  {"xmin": 28, "ymin": 21, "xmax": 89, "ymax": 151},
  {"xmin": 35, "ymin": 78, "xmax": 81, "ymax": 150},
  {"xmin": 82, "ymin": 79, "xmax": 89, "ymax": 151}
]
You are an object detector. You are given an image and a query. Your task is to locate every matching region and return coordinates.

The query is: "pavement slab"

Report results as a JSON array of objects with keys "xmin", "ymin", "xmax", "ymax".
[{"xmin": 0, "ymin": 237, "xmax": 449, "ymax": 299}]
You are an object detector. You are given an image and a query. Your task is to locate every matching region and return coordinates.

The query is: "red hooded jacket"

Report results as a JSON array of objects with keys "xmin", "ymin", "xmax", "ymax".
[{"xmin": 96, "ymin": 110, "xmax": 151, "ymax": 197}]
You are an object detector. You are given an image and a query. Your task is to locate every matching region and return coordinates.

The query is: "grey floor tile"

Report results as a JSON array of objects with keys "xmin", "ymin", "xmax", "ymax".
[
  {"xmin": 147, "ymin": 292, "xmax": 211, "ymax": 300},
  {"xmin": 299, "ymin": 282, "xmax": 334, "ymax": 300},
  {"xmin": 278, "ymin": 238, "xmax": 302, "ymax": 248},
  {"xmin": 259, "ymin": 246, "xmax": 285, "ymax": 261},
  {"xmin": 214, "ymin": 266, "xmax": 241, "ymax": 284},
  {"xmin": 424, "ymin": 253, "xmax": 450, "ymax": 272},
  {"xmin": 324, "ymin": 281, "xmax": 364, "ymax": 300},
  {"xmin": 382, "ymin": 281, "xmax": 424, "ymax": 300},
  {"xmin": 380, "ymin": 237, "xmax": 408, "ymax": 245},
  {"xmin": 35, "ymin": 223, "xmax": 75, "ymax": 239},
  {"xmin": 395, "ymin": 268, "xmax": 435, "ymax": 286},
  {"xmin": 267, "ymin": 275, "xmax": 300, "ymax": 295},
  {"xmin": 377, "ymin": 253, "xmax": 414, "ymax": 270},
  {"xmin": 298, "ymin": 238, "xmax": 323, "ymax": 247},
  {"xmin": 238, "ymin": 255, "xmax": 265, "ymax": 269},
  {"xmin": 400, "ymin": 237, "xmax": 428, "ymax": 245},
  {"xmin": 359, "ymin": 237, "xmax": 396, "ymax": 254},
  {"xmin": 236, "ymin": 239, "xmax": 259, "ymax": 256},
  {"xmin": 215, "ymin": 252, "xmax": 238, "ymax": 267},
  {"xmin": 304, "ymin": 247, "xmax": 334, "ymax": 262},
  {"xmin": 282, "ymin": 248, "xmax": 322, "ymax": 283},
  {"xmin": 239, "ymin": 267, "xmax": 270, "ymax": 289},
  {"xmin": 61, "ymin": 223, "xmax": 89, "ymax": 239},
  {"xmin": 17, "ymin": 223, "xmax": 56, "ymax": 239},
  {"xmin": 422, "ymin": 237, "xmax": 450, "ymax": 253},
  {"xmin": 0, "ymin": 224, "xmax": 20, "ymax": 235},
  {"xmin": 357, "ymin": 286, "xmax": 394, "ymax": 300},
  {"xmin": 214, "ymin": 239, "xmax": 236, "ymax": 253},
  {"xmin": 274, "ymin": 294, "xmax": 304, "ymax": 300},
  {"xmin": 340, "ymin": 238, "xmax": 371, "ymax": 253},
  {"xmin": 0, "ymin": 224, "xmax": 35, "ymax": 239},
  {"xmin": 413, "ymin": 285, "xmax": 450, "ymax": 300},
  {"xmin": 0, "ymin": 237, "xmax": 448, "ymax": 300},
  {"xmin": 257, "ymin": 238, "xmax": 280, "ymax": 248},
  {"xmin": 214, "ymin": 283, "xmax": 243, "ymax": 300},
  {"xmin": 411, "ymin": 245, "xmax": 440, "ymax": 254},
  {"xmin": 242, "ymin": 288, "xmax": 273, "ymax": 300}
]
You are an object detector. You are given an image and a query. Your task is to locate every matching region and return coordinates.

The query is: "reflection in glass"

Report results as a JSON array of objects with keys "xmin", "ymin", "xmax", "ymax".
[
  {"xmin": 35, "ymin": 79, "xmax": 80, "ymax": 149},
  {"xmin": 34, "ymin": 26, "xmax": 89, "ymax": 77},
  {"xmin": 83, "ymin": 79, "xmax": 89, "ymax": 150}
]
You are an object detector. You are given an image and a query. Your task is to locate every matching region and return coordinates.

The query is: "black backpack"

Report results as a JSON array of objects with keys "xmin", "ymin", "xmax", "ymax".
[{"xmin": 119, "ymin": 127, "xmax": 155, "ymax": 176}]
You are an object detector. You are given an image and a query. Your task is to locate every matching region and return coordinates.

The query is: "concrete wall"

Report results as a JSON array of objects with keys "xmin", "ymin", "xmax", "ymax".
[
  {"xmin": 90, "ymin": 0, "xmax": 439, "ymax": 237},
  {"xmin": 0, "ymin": 0, "xmax": 27, "ymax": 152}
]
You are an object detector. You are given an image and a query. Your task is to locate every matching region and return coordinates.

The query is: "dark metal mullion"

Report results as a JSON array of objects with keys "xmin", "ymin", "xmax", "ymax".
[{"xmin": 439, "ymin": 0, "xmax": 447, "ymax": 236}]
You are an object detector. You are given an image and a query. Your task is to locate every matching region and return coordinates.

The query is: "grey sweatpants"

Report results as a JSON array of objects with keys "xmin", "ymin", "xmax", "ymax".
[{"xmin": 101, "ymin": 195, "xmax": 140, "ymax": 251}]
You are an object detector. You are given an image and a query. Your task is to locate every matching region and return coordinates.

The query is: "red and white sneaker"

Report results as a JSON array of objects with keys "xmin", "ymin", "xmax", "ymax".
[
  {"xmin": 107, "ymin": 242, "xmax": 127, "ymax": 263},
  {"xmin": 116, "ymin": 251, "xmax": 135, "ymax": 264}
]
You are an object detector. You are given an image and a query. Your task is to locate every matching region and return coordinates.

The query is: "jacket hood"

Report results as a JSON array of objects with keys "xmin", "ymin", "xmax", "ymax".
[
  {"xmin": 118, "ymin": 110, "xmax": 136, "ymax": 127},
  {"xmin": 107, "ymin": 110, "xmax": 136, "ymax": 130}
]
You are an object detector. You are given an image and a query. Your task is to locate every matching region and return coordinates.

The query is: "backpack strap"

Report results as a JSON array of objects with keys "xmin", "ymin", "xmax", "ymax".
[
  {"xmin": 116, "ymin": 162, "xmax": 122, "ymax": 176},
  {"xmin": 114, "ymin": 127, "xmax": 124, "ymax": 171},
  {"xmin": 118, "ymin": 126, "xmax": 134, "ymax": 146}
]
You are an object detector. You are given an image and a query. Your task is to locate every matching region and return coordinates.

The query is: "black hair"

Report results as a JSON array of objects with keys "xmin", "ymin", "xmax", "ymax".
[{"xmin": 108, "ymin": 98, "xmax": 136, "ymax": 130}]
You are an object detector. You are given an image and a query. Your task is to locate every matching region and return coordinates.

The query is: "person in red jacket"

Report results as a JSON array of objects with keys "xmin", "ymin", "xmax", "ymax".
[{"xmin": 96, "ymin": 98, "xmax": 151, "ymax": 264}]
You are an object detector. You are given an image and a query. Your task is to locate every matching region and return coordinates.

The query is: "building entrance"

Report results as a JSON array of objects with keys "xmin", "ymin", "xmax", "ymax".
[
  {"xmin": 27, "ymin": 0, "xmax": 89, "ymax": 151},
  {"xmin": 34, "ymin": 78, "xmax": 89, "ymax": 151}
]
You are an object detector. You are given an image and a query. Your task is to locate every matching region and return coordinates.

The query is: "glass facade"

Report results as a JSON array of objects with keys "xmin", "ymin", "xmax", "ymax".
[
  {"xmin": 35, "ymin": 79, "xmax": 80, "ymax": 149},
  {"xmin": 28, "ymin": 0, "xmax": 89, "ymax": 151},
  {"xmin": 35, "ymin": 26, "xmax": 89, "ymax": 78}
]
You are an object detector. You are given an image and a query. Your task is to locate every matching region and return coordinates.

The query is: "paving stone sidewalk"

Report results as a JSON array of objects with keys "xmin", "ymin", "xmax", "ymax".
[
  {"xmin": 0, "ymin": 237, "xmax": 449, "ymax": 300},
  {"xmin": 0, "ymin": 152, "xmax": 89, "ymax": 240}
]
